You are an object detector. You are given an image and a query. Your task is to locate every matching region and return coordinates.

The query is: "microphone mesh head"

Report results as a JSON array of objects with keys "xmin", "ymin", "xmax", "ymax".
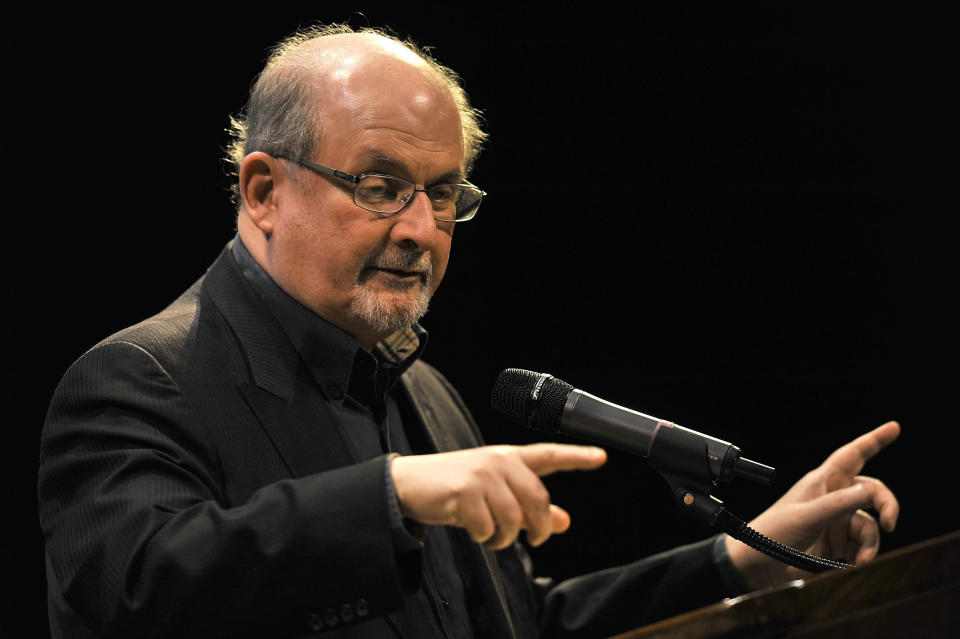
[{"xmin": 490, "ymin": 368, "xmax": 574, "ymax": 434}]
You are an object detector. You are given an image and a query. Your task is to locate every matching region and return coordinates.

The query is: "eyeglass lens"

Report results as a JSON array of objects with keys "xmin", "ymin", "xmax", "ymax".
[{"xmin": 356, "ymin": 175, "xmax": 480, "ymax": 220}]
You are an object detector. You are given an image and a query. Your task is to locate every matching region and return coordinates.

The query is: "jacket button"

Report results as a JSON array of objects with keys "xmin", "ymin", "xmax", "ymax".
[
  {"xmin": 308, "ymin": 613, "xmax": 323, "ymax": 631},
  {"xmin": 323, "ymin": 381, "xmax": 344, "ymax": 400},
  {"xmin": 356, "ymin": 598, "xmax": 369, "ymax": 617},
  {"xmin": 324, "ymin": 608, "xmax": 338, "ymax": 626},
  {"xmin": 340, "ymin": 602, "xmax": 355, "ymax": 622}
]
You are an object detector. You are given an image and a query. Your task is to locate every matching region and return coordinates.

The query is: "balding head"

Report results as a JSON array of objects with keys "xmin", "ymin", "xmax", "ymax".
[
  {"xmin": 226, "ymin": 25, "xmax": 486, "ymax": 207},
  {"xmin": 232, "ymin": 25, "xmax": 479, "ymax": 348}
]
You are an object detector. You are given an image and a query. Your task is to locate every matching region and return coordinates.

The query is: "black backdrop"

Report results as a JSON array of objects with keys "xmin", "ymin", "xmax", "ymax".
[{"xmin": 8, "ymin": 6, "xmax": 957, "ymax": 637}]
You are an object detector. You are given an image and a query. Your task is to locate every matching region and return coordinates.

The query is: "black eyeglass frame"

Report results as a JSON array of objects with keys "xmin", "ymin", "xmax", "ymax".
[{"xmin": 274, "ymin": 155, "xmax": 485, "ymax": 222}]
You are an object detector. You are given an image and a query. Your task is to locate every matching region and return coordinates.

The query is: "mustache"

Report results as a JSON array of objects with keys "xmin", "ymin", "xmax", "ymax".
[{"xmin": 360, "ymin": 246, "xmax": 433, "ymax": 282}]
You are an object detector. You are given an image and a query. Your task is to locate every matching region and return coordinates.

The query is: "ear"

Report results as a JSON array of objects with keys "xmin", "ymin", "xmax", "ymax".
[{"xmin": 239, "ymin": 152, "xmax": 282, "ymax": 235}]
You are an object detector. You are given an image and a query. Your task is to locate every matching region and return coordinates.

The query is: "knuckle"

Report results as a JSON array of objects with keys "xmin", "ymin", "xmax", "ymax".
[
  {"xmin": 470, "ymin": 520, "xmax": 496, "ymax": 543},
  {"xmin": 464, "ymin": 459, "xmax": 493, "ymax": 482},
  {"xmin": 504, "ymin": 512, "xmax": 523, "ymax": 529},
  {"xmin": 538, "ymin": 444, "xmax": 558, "ymax": 463},
  {"xmin": 531, "ymin": 485, "xmax": 551, "ymax": 510},
  {"xmin": 451, "ymin": 478, "xmax": 474, "ymax": 500},
  {"xmin": 451, "ymin": 481, "xmax": 484, "ymax": 511},
  {"xmin": 483, "ymin": 446, "xmax": 516, "ymax": 468},
  {"xmin": 501, "ymin": 504, "xmax": 523, "ymax": 528}
]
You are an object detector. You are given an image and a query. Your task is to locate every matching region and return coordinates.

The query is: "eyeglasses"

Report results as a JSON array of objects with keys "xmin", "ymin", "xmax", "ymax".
[{"xmin": 275, "ymin": 155, "xmax": 485, "ymax": 222}]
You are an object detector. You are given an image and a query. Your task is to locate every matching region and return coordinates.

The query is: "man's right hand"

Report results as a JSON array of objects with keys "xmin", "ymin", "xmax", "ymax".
[{"xmin": 390, "ymin": 444, "xmax": 607, "ymax": 549}]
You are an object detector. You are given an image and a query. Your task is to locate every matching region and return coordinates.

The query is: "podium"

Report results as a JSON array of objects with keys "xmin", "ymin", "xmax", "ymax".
[{"xmin": 612, "ymin": 530, "xmax": 960, "ymax": 639}]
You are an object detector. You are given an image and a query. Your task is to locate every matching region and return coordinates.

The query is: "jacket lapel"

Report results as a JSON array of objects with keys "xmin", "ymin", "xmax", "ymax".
[
  {"xmin": 236, "ymin": 380, "xmax": 358, "ymax": 476},
  {"xmin": 399, "ymin": 361, "xmax": 484, "ymax": 453},
  {"xmin": 204, "ymin": 244, "xmax": 357, "ymax": 478}
]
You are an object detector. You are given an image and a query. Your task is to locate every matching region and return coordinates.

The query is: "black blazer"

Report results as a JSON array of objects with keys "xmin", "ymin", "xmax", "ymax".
[{"xmin": 39, "ymin": 246, "xmax": 737, "ymax": 639}]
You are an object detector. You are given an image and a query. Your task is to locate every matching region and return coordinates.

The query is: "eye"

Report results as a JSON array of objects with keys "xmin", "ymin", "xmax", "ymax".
[
  {"xmin": 357, "ymin": 175, "xmax": 406, "ymax": 203},
  {"xmin": 427, "ymin": 184, "xmax": 458, "ymax": 204}
]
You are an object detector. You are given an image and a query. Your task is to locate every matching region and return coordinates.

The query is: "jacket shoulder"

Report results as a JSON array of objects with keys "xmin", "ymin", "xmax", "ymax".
[
  {"xmin": 84, "ymin": 246, "xmax": 247, "ymax": 381},
  {"xmin": 102, "ymin": 276, "xmax": 203, "ymax": 347}
]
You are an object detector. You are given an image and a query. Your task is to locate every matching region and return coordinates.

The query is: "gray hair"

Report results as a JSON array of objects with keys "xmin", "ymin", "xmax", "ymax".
[{"xmin": 225, "ymin": 23, "xmax": 487, "ymax": 207}]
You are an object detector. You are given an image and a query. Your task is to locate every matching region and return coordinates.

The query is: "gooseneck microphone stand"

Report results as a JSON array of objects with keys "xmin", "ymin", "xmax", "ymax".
[{"xmin": 647, "ymin": 427, "xmax": 852, "ymax": 573}]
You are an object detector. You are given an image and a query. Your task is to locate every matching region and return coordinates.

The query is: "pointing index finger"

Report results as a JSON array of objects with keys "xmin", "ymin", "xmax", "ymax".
[
  {"xmin": 823, "ymin": 421, "xmax": 900, "ymax": 476},
  {"xmin": 516, "ymin": 443, "xmax": 607, "ymax": 476}
]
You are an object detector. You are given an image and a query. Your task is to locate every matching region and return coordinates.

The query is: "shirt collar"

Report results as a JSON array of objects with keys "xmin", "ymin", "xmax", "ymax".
[{"xmin": 230, "ymin": 235, "xmax": 427, "ymax": 403}]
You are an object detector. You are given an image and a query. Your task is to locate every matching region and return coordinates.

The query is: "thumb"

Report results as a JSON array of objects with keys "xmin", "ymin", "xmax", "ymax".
[{"xmin": 550, "ymin": 504, "xmax": 571, "ymax": 533}]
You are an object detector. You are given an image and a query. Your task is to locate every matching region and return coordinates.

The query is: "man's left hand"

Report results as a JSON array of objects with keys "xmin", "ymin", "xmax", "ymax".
[{"xmin": 726, "ymin": 421, "xmax": 901, "ymax": 590}]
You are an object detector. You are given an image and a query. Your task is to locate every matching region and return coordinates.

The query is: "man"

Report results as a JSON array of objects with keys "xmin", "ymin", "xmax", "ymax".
[{"xmin": 38, "ymin": 24, "xmax": 900, "ymax": 638}]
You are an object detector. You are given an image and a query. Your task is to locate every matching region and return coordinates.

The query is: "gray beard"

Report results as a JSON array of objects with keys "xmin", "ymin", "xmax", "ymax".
[
  {"xmin": 349, "ymin": 280, "xmax": 432, "ymax": 335},
  {"xmin": 349, "ymin": 245, "xmax": 434, "ymax": 336}
]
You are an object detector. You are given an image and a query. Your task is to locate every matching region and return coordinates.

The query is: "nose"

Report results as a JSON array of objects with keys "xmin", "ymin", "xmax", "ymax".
[{"xmin": 389, "ymin": 188, "xmax": 442, "ymax": 248}]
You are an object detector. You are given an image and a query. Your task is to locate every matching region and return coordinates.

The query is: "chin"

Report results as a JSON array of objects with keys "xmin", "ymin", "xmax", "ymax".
[{"xmin": 350, "ymin": 285, "xmax": 432, "ymax": 336}]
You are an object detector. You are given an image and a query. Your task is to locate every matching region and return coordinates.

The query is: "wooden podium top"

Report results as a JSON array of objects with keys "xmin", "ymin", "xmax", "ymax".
[{"xmin": 611, "ymin": 529, "xmax": 960, "ymax": 639}]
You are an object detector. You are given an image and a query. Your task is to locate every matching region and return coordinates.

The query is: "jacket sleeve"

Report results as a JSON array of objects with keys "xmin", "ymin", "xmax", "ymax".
[
  {"xmin": 533, "ymin": 535, "xmax": 745, "ymax": 638},
  {"xmin": 39, "ymin": 340, "xmax": 413, "ymax": 638}
]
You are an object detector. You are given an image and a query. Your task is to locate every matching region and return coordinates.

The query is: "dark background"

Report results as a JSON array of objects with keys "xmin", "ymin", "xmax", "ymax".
[{"xmin": 8, "ymin": 6, "xmax": 956, "ymax": 637}]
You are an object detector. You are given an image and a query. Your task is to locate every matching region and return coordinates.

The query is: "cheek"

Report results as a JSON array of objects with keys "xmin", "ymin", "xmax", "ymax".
[
  {"xmin": 431, "ymin": 231, "xmax": 454, "ymax": 287},
  {"xmin": 272, "ymin": 205, "xmax": 358, "ymax": 291}
]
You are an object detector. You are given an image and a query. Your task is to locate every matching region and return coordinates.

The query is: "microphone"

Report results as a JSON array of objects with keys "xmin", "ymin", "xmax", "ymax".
[
  {"xmin": 490, "ymin": 368, "xmax": 775, "ymax": 489},
  {"xmin": 490, "ymin": 369, "xmax": 856, "ymax": 575}
]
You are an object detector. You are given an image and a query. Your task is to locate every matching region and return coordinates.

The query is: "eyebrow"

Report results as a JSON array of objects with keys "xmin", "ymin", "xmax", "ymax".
[{"xmin": 356, "ymin": 151, "xmax": 464, "ymax": 185}]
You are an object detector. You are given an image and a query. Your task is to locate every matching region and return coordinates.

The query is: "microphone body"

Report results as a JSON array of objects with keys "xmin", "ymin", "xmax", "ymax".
[
  {"xmin": 491, "ymin": 369, "xmax": 774, "ymax": 489},
  {"xmin": 563, "ymin": 389, "xmax": 742, "ymax": 483}
]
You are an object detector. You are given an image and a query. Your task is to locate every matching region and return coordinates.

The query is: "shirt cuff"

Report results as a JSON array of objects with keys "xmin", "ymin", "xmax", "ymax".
[
  {"xmin": 384, "ymin": 453, "xmax": 427, "ymax": 546},
  {"xmin": 712, "ymin": 533, "xmax": 749, "ymax": 595}
]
